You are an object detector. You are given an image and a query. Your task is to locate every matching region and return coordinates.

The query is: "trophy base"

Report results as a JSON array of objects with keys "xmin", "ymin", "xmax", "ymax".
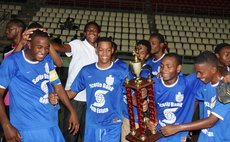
[{"xmin": 126, "ymin": 128, "xmax": 162, "ymax": 142}]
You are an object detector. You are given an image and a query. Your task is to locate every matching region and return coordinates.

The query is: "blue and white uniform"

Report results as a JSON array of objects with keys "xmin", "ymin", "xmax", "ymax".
[
  {"xmin": 146, "ymin": 54, "xmax": 165, "ymax": 76},
  {"xmin": 71, "ymin": 62, "xmax": 128, "ymax": 142},
  {"xmin": 196, "ymin": 80, "xmax": 230, "ymax": 142},
  {"xmin": 154, "ymin": 74, "xmax": 202, "ymax": 142},
  {"xmin": 0, "ymin": 50, "xmax": 64, "ymax": 142}
]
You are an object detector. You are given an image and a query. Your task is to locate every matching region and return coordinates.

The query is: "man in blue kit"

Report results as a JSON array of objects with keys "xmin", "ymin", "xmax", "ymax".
[
  {"xmin": 0, "ymin": 30, "xmax": 79, "ymax": 142},
  {"xmin": 160, "ymin": 51, "xmax": 230, "ymax": 142},
  {"xmin": 50, "ymin": 37, "xmax": 130, "ymax": 142},
  {"xmin": 147, "ymin": 53, "xmax": 203, "ymax": 142}
]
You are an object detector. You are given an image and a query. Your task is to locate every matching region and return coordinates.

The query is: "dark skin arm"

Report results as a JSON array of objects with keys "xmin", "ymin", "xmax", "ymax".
[
  {"xmin": 52, "ymin": 84, "xmax": 79, "ymax": 134},
  {"xmin": 51, "ymin": 41, "xmax": 71, "ymax": 53},
  {"xmin": 160, "ymin": 114, "xmax": 219, "ymax": 136},
  {"xmin": 0, "ymin": 88, "xmax": 22, "ymax": 142}
]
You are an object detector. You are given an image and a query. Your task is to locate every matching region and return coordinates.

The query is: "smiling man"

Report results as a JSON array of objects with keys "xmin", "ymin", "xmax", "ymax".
[
  {"xmin": 50, "ymin": 37, "xmax": 129, "ymax": 142},
  {"xmin": 51, "ymin": 21, "xmax": 100, "ymax": 142},
  {"xmin": 160, "ymin": 51, "xmax": 230, "ymax": 142},
  {"xmin": 0, "ymin": 30, "xmax": 78, "ymax": 142}
]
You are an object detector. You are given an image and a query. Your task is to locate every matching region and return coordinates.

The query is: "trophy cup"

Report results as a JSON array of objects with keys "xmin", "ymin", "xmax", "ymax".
[{"xmin": 124, "ymin": 45, "xmax": 162, "ymax": 142}]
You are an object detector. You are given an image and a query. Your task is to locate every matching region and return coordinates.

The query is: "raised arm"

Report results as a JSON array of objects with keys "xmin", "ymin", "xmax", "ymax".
[
  {"xmin": 160, "ymin": 114, "xmax": 219, "ymax": 136},
  {"xmin": 0, "ymin": 88, "xmax": 21, "ymax": 141},
  {"xmin": 51, "ymin": 41, "xmax": 71, "ymax": 53}
]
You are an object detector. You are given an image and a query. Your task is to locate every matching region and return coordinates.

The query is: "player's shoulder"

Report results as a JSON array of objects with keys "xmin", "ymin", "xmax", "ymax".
[
  {"xmin": 4, "ymin": 51, "xmax": 22, "ymax": 62},
  {"xmin": 82, "ymin": 62, "xmax": 96, "ymax": 70}
]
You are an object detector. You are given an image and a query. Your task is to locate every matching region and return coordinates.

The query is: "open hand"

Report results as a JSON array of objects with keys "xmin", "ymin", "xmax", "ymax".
[
  {"xmin": 68, "ymin": 111, "xmax": 79, "ymax": 135},
  {"xmin": 3, "ymin": 123, "xmax": 22, "ymax": 142}
]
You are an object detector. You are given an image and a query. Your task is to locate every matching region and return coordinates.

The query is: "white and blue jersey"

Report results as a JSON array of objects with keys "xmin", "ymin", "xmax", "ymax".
[
  {"xmin": 146, "ymin": 54, "xmax": 165, "ymax": 76},
  {"xmin": 196, "ymin": 81, "xmax": 230, "ymax": 142},
  {"xmin": 0, "ymin": 50, "xmax": 64, "ymax": 141},
  {"xmin": 71, "ymin": 62, "xmax": 128, "ymax": 142},
  {"xmin": 154, "ymin": 73, "xmax": 202, "ymax": 142}
]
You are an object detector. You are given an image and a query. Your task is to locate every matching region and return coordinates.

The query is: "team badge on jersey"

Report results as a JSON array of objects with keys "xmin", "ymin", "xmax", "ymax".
[
  {"xmin": 106, "ymin": 75, "xmax": 114, "ymax": 86},
  {"xmin": 39, "ymin": 80, "xmax": 49, "ymax": 104},
  {"xmin": 175, "ymin": 92, "xmax": 184, "ymax": 103}
]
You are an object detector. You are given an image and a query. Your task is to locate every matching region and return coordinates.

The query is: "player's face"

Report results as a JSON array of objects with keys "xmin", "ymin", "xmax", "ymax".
[
  {"xmin": 84, "ymin": 24, "xmax": 99, "ymax": 46},
  {"xmin": 137, "ymin": 45, "xmax": 149, "ymax": 62},
  {"xmin": 5, "ymin": 22, "xmax": 18, "ymax": 40},
  {"xmin": 195, "ymin": 63, "xmax": 216, "ymax": 84},
  {"xmin": 160, "ymin": 56, "xmax": 181, "ymax": 85},
  {"xmin": 28, "ymin": 36, "xmax": 50, "ymax": 61},
  {"xmin": 217, "ymin": 47, "xmax": 230, "ymax": 67},
  {"xmin": 97, "ymin": 41, "xmax": 113, "ymax": 68},
  {"xmin": 149, "ymin": 36, "xmax": 163, "ymax": 54}
]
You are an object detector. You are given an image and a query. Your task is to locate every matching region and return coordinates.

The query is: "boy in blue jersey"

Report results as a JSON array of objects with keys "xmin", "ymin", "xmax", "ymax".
[
  {"xmin": 51, "ymin": 37, "xmax": 129, "ymax": 142},
  {"xmin": 147, "ymin": 53, "xmax": 202, "ymax": 142},
  {"xmin": 0, "ymin": 30, "xmax": 79, "ymax": 142},
  {"xmin": 160, "ymin": 51, "xmax": 230, "ymax": 142}
]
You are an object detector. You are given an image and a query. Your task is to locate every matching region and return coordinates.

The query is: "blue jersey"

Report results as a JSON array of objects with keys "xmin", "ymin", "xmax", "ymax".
[
  {"xmin": 154, "ymin": 74, "xmax": 202, "ymax": 142},
  {"xmin": 0, "ymin": 51, "xmax": 61, "ymax": 131},
  {"xmin": 146, "ymin": 54, "xmax": 165, "ymax": 76},
  {"xmin": 196, "ymin": 82, "xmax": 230, "ymax": 142},
  {"xmin": 71, "ymin": 62, "xmax": 128, "ymax": 127},
  {"xmin": 114, "ymin": 58, "xmax": 128, "ymax": 71},
  {"xmin": 141, "ymin": 63, "xmax": 152, "ymax": 78}
]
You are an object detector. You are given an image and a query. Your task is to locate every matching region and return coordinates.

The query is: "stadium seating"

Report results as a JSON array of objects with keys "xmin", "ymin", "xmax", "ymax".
[
  {"xmin": 155, "ymin": 14, "xmax": 230, "ymax": 56},
  {"xmin": 31, "ymin": 7, "xmax": 149, "ymax": 52}
]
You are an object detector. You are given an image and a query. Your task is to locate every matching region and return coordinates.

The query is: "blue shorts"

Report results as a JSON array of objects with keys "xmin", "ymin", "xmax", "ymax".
[
  {"xmin": 19, "ymin": 126, "xmax": 64, "ymax": 142},
  {"xmin": 84, "ymin": 124, "xmax": 121, "ymax": 142}
]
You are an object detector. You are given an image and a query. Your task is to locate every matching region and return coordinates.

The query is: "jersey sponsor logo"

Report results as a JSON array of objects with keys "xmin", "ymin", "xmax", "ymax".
[
  {"xmin": 89, "ymin": 75, "xmax": 114, "ymax": 91},
  {"xmin": 201, "ymin": 129, "xmax": 214, "ymax": 137},
  {"xmin": 162, "ymin": 107, "xmax": 178, "ymax": 124},
  {"xmin": 204, "ymin": 96, "xmax": 217, "ymax": 109},
  {"xmin": 32, "ymin": 74, "xmax": 49, "ymax": 84},
  {"xmin": 39, "ymin": 80, "xmax": 49, "ymax": 104},
  {"xmin": 93, "ymin": 90, "xmax": 108, "ymax": 107},
  {"xmin": 89, "ymin": 75, "xmax": 116, "ymax": 113},
  {"xmin": 158, "ymin": 102, "xmax": 182, "ymax": 107},
  {"xmin": 175, "ymin": 92, "xmax": 184, "ymax": 103},
  {"xmin": 90, "ymin": 90, "xmax": 109, "ymax": 113}
]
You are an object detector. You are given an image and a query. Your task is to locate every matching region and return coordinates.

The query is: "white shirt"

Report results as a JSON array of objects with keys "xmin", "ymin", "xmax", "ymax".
[{"xmin": 65, "ymin": 39, "xmax": 98, "ymax": 101}]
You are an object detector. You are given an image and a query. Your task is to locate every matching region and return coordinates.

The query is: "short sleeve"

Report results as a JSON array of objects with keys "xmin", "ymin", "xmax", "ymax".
[
  {"xmin": 0, "ymin": 57, "xmax": 18, "ymax": 88},
  {"xmin": 195, "ymin": 86, "xmax": 205, "ymax": 101},
  {"xmin": 211, "ymin": 100, "xmax": 230, "ymax": 120}
]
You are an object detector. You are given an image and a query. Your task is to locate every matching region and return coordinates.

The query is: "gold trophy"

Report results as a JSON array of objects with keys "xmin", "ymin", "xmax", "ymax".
[
  {"xmin": 124, "ymin": 45, "xmax": 162, "ymax": 142},
  {"xmin": 130, "ymin": 45, "xmax": 142, "ymax": 84}
]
